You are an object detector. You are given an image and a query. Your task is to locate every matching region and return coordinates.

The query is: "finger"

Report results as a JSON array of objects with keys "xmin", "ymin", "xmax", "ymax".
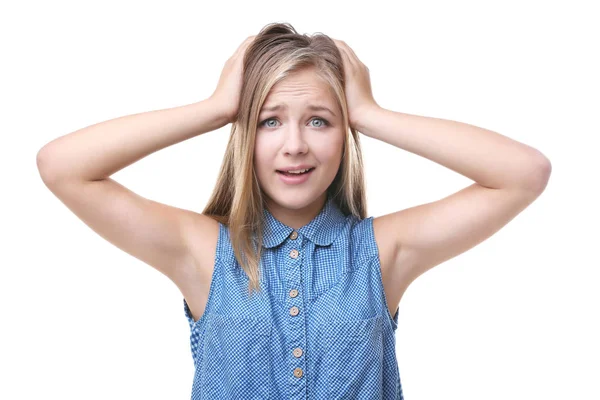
[
  {"xmin": 332, "ymin": 38, "xmax": 345, "ymax": 52},
  {"xmin": 344, "ymin": 42, "xmax": 359, "ymax": 61},
  {"xmin": 233, "ymin": 36, "xmax": 255, "ymax": 57},
  {"xmin": 333, "ymin": 39, "xmax": 359, "ymax": 67},
  {"xmin": 332, "ymin": 39, "xmax": 348, "ymax": 58},
  {"xmin": 339, "ymin": 43, "xmax": 359, "ymax": 71},
  {"xmin": 242, "ymin": 36, "xmax": 255, "ymax": 48},
  {"xmin": 342, "ymin": 41, "xmax": 362, "ymax": 67}
]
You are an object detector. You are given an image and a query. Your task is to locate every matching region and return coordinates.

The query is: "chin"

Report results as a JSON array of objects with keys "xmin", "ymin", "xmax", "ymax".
[{"xmin": 266, "ymin": 190, "xmax": 326, "ymax": 210}]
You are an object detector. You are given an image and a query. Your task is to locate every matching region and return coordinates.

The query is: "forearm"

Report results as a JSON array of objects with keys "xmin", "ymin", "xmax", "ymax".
[
  {"xmin": 356, "ymin": 106, "xmax": 550, "ymax": 191},
  {"xmin": 37, "ymin": 97, "xmax": 230, "ymax": 183}
]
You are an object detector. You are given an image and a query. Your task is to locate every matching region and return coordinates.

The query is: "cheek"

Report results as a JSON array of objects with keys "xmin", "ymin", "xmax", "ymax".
[
  {"xmin": 320, "ymin": 134, "xmax": 344, "ymax": 163},
  {"xmin": 253, "ymin": 139, "xmax": 273, "ymax": 175}
]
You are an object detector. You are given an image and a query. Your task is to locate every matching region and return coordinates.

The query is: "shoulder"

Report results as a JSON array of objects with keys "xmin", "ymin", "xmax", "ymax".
[
  {"xmin": 345, "ymin": 215, "xmax": 398, "ymax": 276},
  {"xmin": 347, "ymin": 216, "xmax": 379, "ymax": 260}
]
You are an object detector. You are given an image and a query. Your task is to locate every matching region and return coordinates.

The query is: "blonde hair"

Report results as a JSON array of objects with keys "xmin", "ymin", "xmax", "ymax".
[{"xmin": 202, "ymin": 22, "xmax": 368, "ymax": 294}]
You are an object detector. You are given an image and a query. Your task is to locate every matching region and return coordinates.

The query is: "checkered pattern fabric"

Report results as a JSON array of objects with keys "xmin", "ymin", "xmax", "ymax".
[{"xmin": 183, "ymin": 196, "xmax": 404, "ymax": 399}]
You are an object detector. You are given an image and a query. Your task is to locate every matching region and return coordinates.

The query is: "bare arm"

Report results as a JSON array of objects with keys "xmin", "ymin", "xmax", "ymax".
[
  {"xmin": 34, "ymin": 97, "xmax": 230, "ymax": 287},
  {"xmin": 34, "ymin": 36, "xmax": 255, "ymax": 321},
  {"xmin": 37, "ymin": 98, "xmax": 230, "ymax": 183},
  {"xmin": 36, "ymin": 34, "xmax": 257, "ymax": 182}
]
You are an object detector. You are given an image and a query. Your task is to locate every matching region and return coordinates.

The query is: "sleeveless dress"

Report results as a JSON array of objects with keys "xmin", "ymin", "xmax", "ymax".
[{"xmin": 183, "ymin": 197, "xmax": 404, "ymax": 399}]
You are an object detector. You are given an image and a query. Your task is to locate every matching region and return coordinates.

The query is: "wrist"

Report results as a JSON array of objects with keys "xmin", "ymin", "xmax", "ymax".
[
  {"xmin": 353, "ymin": 104, "xmax": 382, "ymax": 135},
  {"xmin": 206, "ymin": 95, "xmax": 234, "ymax": 125}
]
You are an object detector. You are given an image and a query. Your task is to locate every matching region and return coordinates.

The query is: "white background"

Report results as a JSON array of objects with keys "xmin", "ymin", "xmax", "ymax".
[{"xmin": 2, "ymin": 0, "xmax": 598, "ymax": 399}]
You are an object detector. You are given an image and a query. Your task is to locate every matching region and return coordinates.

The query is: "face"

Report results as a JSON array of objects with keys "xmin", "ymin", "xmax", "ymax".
[{"xmin": 254, "ymin": 67, "xmax": 344, "ymax": 214}]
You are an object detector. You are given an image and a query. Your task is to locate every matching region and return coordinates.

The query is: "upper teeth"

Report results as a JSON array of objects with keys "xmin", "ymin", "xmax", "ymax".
[{"xmin": 287, "ymin": 168, "xmax": 311, "ymax": 174}]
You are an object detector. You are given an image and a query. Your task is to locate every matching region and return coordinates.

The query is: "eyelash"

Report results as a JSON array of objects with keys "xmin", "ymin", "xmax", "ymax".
[{"xmin": 258, "ymin": 117, "xmax": 330, "ymax": 129}]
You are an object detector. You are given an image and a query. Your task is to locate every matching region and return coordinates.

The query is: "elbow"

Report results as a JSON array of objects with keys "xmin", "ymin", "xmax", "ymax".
[
  {"xmin": 522, "ymin": 151, "xmax": 552, "ymax": 194},
  {"xmin": 36, "ymin": 145, "xmax": 59, "ymax": 186}
]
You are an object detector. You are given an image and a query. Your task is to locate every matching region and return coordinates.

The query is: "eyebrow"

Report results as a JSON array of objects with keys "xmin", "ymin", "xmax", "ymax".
[{"xmin": 260, "ymin": 103, "xmax": 337, "ymax": 117}]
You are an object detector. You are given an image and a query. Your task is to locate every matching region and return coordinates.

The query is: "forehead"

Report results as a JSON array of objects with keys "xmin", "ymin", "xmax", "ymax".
[{"xmin": 261, "ymin": 68, "xmax": 336, "ymax": 111}]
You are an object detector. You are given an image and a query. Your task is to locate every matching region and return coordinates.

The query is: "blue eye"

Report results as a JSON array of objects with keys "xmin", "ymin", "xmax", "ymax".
[
  {"xmin": 261, "ymin": 118, "xmax": 278, "ymax": 128},
  {"xmin": 258, "ymin": 117, "xmax": 330, "ymax": 128},
  {"xmin": 310, "ymin": 117, "xmax": 329, "ymax": 128}
]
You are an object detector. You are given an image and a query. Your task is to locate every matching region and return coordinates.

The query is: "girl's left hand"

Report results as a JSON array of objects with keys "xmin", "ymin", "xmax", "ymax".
[{"xmin": 332, "ymin": 39, "xmax": 379, "ymax": 130}]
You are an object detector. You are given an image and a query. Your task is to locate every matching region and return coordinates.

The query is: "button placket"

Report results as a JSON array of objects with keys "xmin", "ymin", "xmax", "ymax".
[{"xmin": 286, "ymin": 230, "xmax": 306, "ymax": 385}]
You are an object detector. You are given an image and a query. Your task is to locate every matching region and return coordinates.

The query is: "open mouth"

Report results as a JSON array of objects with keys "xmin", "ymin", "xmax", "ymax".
[{"xmin": 276, "ymin": 167, "xmax": 315, "ymax": 176}]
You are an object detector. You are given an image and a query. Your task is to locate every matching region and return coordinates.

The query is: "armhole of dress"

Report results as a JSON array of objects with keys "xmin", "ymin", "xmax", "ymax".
[
  {"xmin": 367, "ymin": 216, "xmax": 399, "ymax": 332},
  {"xmin": 183, "ymin": 221, "xmax": 224, "ymax": 331}
]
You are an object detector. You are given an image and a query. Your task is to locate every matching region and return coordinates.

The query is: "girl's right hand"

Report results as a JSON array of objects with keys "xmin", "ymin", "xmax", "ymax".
[{"xmin": 209, "ymin": 35, "xmax": 256, "ymax": 124}]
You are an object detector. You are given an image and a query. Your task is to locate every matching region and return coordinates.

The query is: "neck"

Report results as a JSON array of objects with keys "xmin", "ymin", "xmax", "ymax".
[{"xmin": 265, "ymin": 193, "xmax": 327, "ymax": 230}]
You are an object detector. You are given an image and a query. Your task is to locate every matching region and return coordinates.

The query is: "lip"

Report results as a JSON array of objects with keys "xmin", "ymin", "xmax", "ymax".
[
  {"xmin": 276, "ymin": 168, "xmax": 315, "ymax": 185},
  {"xmin": 276, "ymin": 164, "xmax": 314, "ymax": 173}
]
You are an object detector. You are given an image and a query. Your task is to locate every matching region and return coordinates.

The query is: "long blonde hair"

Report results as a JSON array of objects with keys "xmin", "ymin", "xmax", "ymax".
[{"xmin": 202, "ymin": 22, "xmax": 368, "ymax": 294}]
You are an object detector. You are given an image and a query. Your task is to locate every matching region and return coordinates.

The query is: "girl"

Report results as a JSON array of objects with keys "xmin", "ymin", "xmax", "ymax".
[{"xmin": 37, "ymin": 22, "xmax": 551, "ymax": 399}]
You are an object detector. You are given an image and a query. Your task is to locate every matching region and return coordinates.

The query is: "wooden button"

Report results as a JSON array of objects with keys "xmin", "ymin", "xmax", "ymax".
[
  {"xmin": 293, "ymin": 347, "xmax": 303, "ymax": 358},
  {"xmin": 289, "ymin": 249, "xmax": 299, "ymax": 259},
  {"xmin": 290, "ymin": 306, "xmax": 299, "ymax": 316},
  {"xmin": 289, "ymin": 289, "xmax": 298, "ymax": 298},
  {"xmin": 290, "ymin": 231, "xmax": 298, "ymax": 240},
  {"xmin": 293, "ymin": 367, "xmax": 303, "ymax": 378}
]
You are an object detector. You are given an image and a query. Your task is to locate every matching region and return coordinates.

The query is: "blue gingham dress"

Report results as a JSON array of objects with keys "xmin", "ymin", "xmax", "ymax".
[{"xmin": 183, "ymin": 197, "xmax": 404, "ymax": 399}]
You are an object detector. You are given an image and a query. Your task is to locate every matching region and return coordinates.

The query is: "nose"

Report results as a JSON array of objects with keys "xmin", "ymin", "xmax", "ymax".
[{"xmin": 282, "ymin": 123, "xmax": 309, "ymax": 156}]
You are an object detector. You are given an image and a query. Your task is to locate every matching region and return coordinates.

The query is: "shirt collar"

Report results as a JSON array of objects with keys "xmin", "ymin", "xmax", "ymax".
[{"xmin": 261, "ymin": 197, "xmax": 347, "ymax": 248}]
